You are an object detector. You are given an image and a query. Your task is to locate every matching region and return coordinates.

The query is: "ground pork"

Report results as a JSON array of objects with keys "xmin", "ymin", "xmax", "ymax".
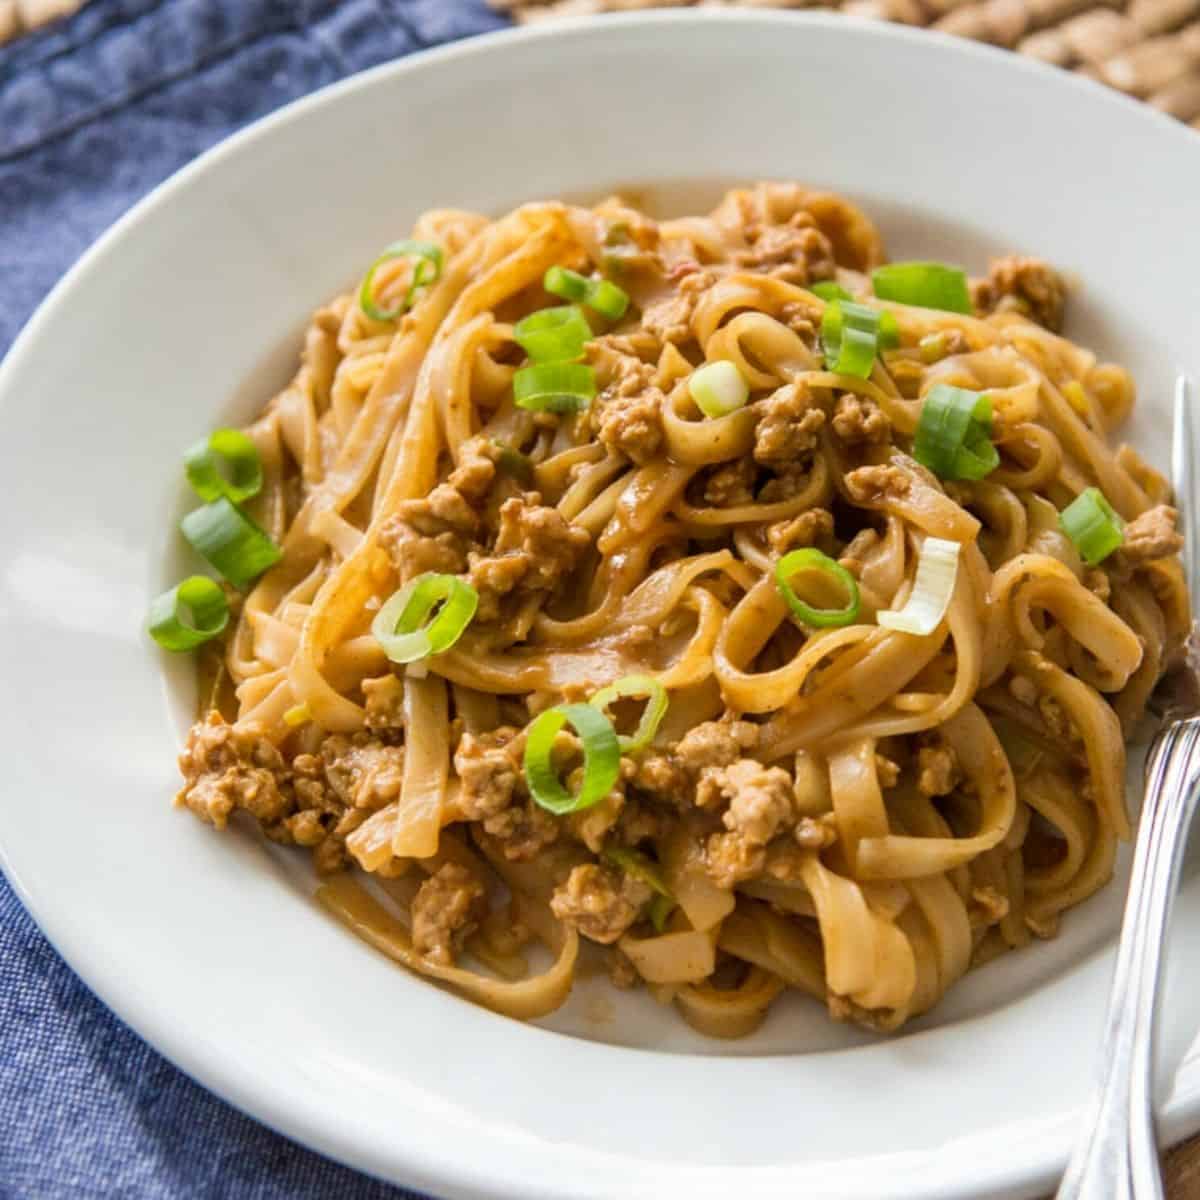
[
  {"xmin": 378, "ymin": 444, "xmax": 497, "ymax": 582},
  {"xmin": 875, "ymin": 754, "xmax": 901, "ymax": 789},
  {"xmin": 411, "ymin": 862, "xmax": 487, "ymax": 965},
  {"xmin": 753, "ymin": 383, "xmax": 825, "ymax": 467},
  {"xmin": 735, "ymin": 213, "xmax": 836, "ymax": 286},
  {"xmin": 362, "ymin": 674, "xmax": 404, "ymax": 731},
  {"xmin": 316, "ymin": 734, "xmax": 405, "ymax": 810},
  {"xmin": 675, "ymin": 720, "xmax": 760, "ymax": 775},
  {"xmin": 1114, "ymin": 505, "xmax": 1183, "ymax": 570},
  {"xmin": 832, "ymin": 394, "xmax": 891, "ymax": 445},
  {"xmin": 549, "ymin": 863, "xmax": 652, "ymax": 944},
  {"xmin": 177, "ymin": 712, "xmax": 290, "ymax": 830},
  {"xmin": 971, "ymin": 256, "xmax": 1066, "ymax": 332},
  {"xmin": 845, "ymin": 464, "xmax": 911, "ymax": 506},
  {"xmin": 916, "ymin": 742, "xmax": 961, "ymax": 797},
  {"xmin": 701, "ymin": 458, "xmax": 757, "ymax": 508},
  {"xmin": 594, "ymin": 373, "xmax": 665, "ymax": 465},
  {"xmin": 707, "ymin": 760, "xmax": 796, "ymax": 844},
  {"xmin": 482, "ymin": 799, "xmax": 560, "ymax": 861},
  {"xmin": 640, "ymin": 266, "xmax": 716, "ymax": 345},
  {"xmin": 767, "ymin": 508, "xmax": 836, "ymax": 556},
  {"xmin": 454, "ymin": 726, "xmax": 525, "ymax": 820},
  {"xmin": 178, "ymin": 715, "xmax": 402, "ymax": 875},
  {"xmin": 702, "ymin": 760, "xmax": 797, "ymax": 888},
  {"xmin": 467, "ymin": 494, "xmax": 590, "ymax": 621}
]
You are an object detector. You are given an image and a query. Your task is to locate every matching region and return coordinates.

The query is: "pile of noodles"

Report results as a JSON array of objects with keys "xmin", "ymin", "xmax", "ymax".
[{"xmin": 192, "ymin": 183, "xmax": 1189, "ymax": 1036}]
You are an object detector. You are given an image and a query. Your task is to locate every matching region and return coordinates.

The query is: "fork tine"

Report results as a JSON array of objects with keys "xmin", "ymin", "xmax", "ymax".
[{"xmin": 1172, "ymin": 375, "xmax": 1199, "ymax": 605}]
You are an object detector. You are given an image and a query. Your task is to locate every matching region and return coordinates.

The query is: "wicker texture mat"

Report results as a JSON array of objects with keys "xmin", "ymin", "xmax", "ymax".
[
  {"xmin": 0, "ymin": 0, "xmax": 84, "ymax": 44},
  {"xmin": 495, "ymin": 0, "xmax": 1200, "ymax": 127}
]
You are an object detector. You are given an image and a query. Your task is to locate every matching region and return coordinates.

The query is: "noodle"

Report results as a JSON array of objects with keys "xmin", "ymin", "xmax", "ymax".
[{"xmin": 171, "ymin": 182, "xmax": 1188, "ymax": 1036}]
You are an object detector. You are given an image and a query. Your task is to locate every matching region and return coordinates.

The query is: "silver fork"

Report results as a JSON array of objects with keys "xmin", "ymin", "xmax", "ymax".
[{"xmin": 1057, "ymin": 376, "xmax": 1200, "ymax": 1200}]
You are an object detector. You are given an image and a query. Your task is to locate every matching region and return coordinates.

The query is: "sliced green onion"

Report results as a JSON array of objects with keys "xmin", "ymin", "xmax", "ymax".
[
  {"xmin": 513, "ymin": 305, "xmax": 591, "ymax": 364},
  {"xmin": 371, "ymin": 572, "xmax": 478, "ymax": 664},
  {"xmin": 589, "ymin": 675, "xmax": 668, "ymax": 753},
  {"xmin": 180, "ymin": 498, "xmax": 282, "ymax": 589},
  {"xmin": 811, "ymin": 280, "xmax": 852, "ymax": 302},
  {"xmin": 146, "ymin": 575, "xmax": 229, "ymax": 651},
  {"xmin": 543, "ymin": 266, "xmax": 630, "ymax": 320},
  {"xmin": 1059, "ymin": 487, "xmax": 1125, "ymax": 566},
  {"xmin": 647, "ymin": 892, "xmax": 676, "ymax": 934},
  {"xmin": 877, "ymin": 537, "xmax": 961, "ymax": 636},
  {"xmin": 513, "ymin": 362, "xmax": 597, "ymax": 413},
  {"xmin": 492, "ymin": 442, "xmax": 534, "ymax": 486},
  {"xmin": 604, "ymin": 847, "xmax": 672, "ymax": 898},
  {"xmin": 359, "ymin": 240, "xmax": 444, "ymax": 322},
  {"xmin": 820, "ymin": 301, "xmax": 900, "ymax": 379},
  {"xmin": 688, "ymin": 360, "xmax": 748, "ymax": 418},
  {"xmin": 585, "ymin": 278, "xmax": 630, "ymax": 320},
  {"xmin": 775, "ymin": 547, "xmax": 861, "ymax": 628},
  {"xmin": 524, "ymin": 703, "xmax": 621, "ymax": 815},
  {"xmin": 183, "ymin": 429, "xmax": 263, "ymax": 505},
  {"xmin": 872, "ymin": 261, "xmax": 972, "ymax": 314},
  {"xmin": 544, "ymin": 266, "xmax": 591, "ymax": 303},
  {"xmin": 913, "ymin": 384, "xmax": 999, "ymax": 481}
]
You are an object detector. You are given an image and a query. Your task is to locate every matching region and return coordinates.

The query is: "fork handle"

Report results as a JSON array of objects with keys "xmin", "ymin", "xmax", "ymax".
[{"xmin": 1057, "ymin": 717, "xmax": 1200, "ymax": 1200}]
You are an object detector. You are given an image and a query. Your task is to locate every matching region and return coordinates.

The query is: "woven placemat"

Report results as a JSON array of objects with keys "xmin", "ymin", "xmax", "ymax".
[
  {"xmin": 0, "ymin": 0, "xmax": 84, "ymax": 44},
  {"xmin": 496, "ymin": 0, "xmax": 1200, "ymax": 127}
]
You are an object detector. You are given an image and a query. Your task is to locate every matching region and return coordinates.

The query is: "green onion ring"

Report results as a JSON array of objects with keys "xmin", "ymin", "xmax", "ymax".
[
  {"xmin": 359, "ymin": 240, "xmax": 444, "ymax": 322},
  {"xmin": 871, "ymin": 261, "xmax": 972, "ymax": 314},
  {"xmin": 589, "ymin": 674, "xmax": 668, "ymax": 753},
  {"xmin": 603, "ymin": 846, "xmax": 672, "ymax": 897},
  {"xmin": 183, "ymin": 428, "xmax": 263, "ymax": 505},
  {"xmin": 371, "ymin": 572, "xmax": 479, "ymax": 664},
  {"xmin": 774, "ymin": 548, "xmax": 861, "ymax": 628},
  {"xmin": 524, "ymin": 703, "xmax": 620, "ymax": 815},
  {"xmin": 1059, "ymin": 487, "xmax": 1125, "ymax": 566},
  {"xmin": 811, "ymin": 280, "xmax": 853, "ymax": 302},
  {"xmin": 647, "ymin": 892, "xmax": 676, "ymax": 933},
  {"xmin": 820, "ymin": 300, "xmax": 898, "ymax": 379},
  {"xmin": 543, "ymin": 266, "xmax": 630, "ymax": 320},
  {"xmin": 513, "ymin": 305, "xmax": 592, "ymax": 364},
  {"xmin": 147, "ymin": 575, "xmax": 229, "ymax": 651},
  {"xmin": 912, "ymin": 384, "xmax": 999, "ymax": 481},
  {"xmin": 513, "ymin": 362, "xmax": 597, "ymax": 413},
  {"xmin": 180, "ymin": 498, "xmax": 282, "ymax": 589}
]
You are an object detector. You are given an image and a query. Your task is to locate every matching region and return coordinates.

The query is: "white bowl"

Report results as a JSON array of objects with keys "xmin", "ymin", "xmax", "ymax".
[{"xmin": 2, "ymin": 11, "xmax": 1199, "ymax": 1199}]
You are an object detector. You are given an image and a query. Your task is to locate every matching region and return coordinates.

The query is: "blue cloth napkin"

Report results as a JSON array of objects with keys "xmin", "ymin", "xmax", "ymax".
[{"xmin": 0, "ymin": 3, "xmax": 506, "ymax": 1195}]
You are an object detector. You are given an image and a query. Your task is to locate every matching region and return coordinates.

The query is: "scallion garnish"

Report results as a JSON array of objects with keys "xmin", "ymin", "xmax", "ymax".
[
  {"xmin": 585, "ymin": 278, "xmax": 630, "ymax": 321},
  {"xmin": 877, "ymin": 537, "xmax": 961, "ymax": 636},
  {"xmin": 183, "ymin": 428, "xmax": 263, "ymax": 505},
  {"xmin": 524, "ymin": 703, "xmax": 621, "ymax": 815},
  {"xmin": 492, "ymin": 442, "xmax": 534, "ymax": 485},
  {"xmin": 774, "ymin": 548, "xmax": 861, "ymax": 628},
  {"xmin": 871, "ymin": 261, "xmax": 972, "ymax": 314},
  {"xmin": 647, "ymin": 892, "xmax": 676, "ymax": 933},
  {"xmin": 513, "ymin": 362, "xmax": 597, "ymax": 413},
  {"xmin": 544, "ymin": 266, "xmax": 629, "ymax": 320},
  {"xmin": 811, "ymin": 280, "xmax": 852, "ymax": 302},
  {"xmin": 371, "ymin": 572, "xmax": 479, "ymax": 664},
  {"xmin": 180, "ymin": 498, "xmax": 282, "ymax": 589},
  {"xmin": 688, "ymin": 360, "xmax": 748, "ymax": 419},
  {"xmin": 589, "ymin": 675, "xmax": 668, "ymax": 753},
  {"xmin": 513, "ymin": 305, "xmax": 592, "ymax": 364},
  {"xmin": 820, "ymin": 300, "xmax": 899, "ymax": 380},
  {"xmin": 912, "ymin": 384, "xmax": 999, "ymax": 481},
  {"xmin": 146, "ymin": 575, "xmax": 229, "ymax": 651},
  {"xmin": 1059, "ymin": 487, "xmax": 1125, "ymax": 566},
  {"xmin": 359, "ymin": 240, "xmax": 444, "ymax": 322}
]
